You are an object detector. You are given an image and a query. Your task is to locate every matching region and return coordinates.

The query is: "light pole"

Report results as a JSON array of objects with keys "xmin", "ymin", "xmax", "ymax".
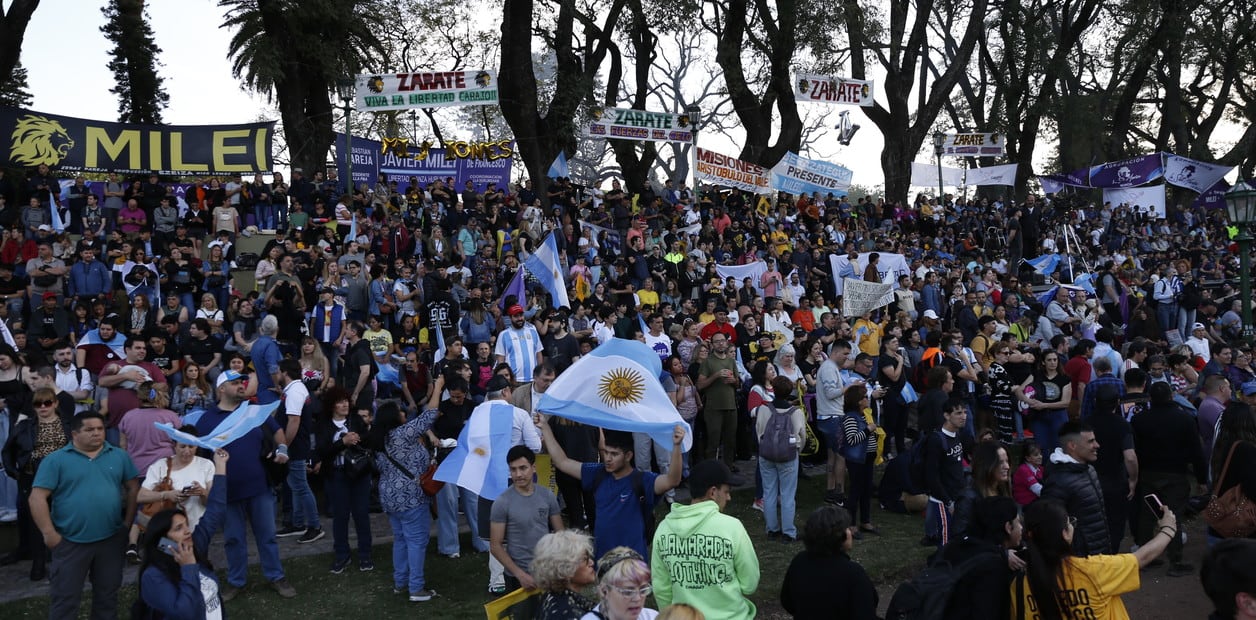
[
  {"xmin": 1225, "ymin": 180, "xmax": 1256, "ymax": 342},
  {"xmin": 932, "ymin": 131, "xmax": 946, "ymax": 203},
  {"xmin": 686, "ymin": 103, "xmax": 702, "ymax": 196},
  {"xmin": 336, "ymin": 78, "xmax": 356, "ymax": 196},
  {"xmin": 408, "ymin": 110, "xmax": 417, "ymax": 142}
]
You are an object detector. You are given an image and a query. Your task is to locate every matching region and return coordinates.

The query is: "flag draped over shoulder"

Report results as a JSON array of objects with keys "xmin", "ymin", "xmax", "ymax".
[
  {"xmin": 523, "ymin": 232, "xmax": 570, "ymax": 309},
  {"xmin": 155, "ymin": 400, "xmax": 281, "ymax": 450},
  {"xmin": 434, "ymin": 400, "xmax": 517, "ymax": 499},
  {"xmin": 574, "ymin": 271, "xmax": 591, "ymax": 302},
  {"xmin": 78, "ymin": 328, "xmax": 126, "ymax": 359},
  {"xmin": 537, "ymin": 338, "xmax": 692, "ymax": 452}
]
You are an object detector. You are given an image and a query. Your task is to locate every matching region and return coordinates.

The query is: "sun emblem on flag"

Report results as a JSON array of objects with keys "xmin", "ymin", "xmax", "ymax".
[
  {"xmin": 597, "ymin": 368, "xmax": 645, "ymax": 408},
  {"xmin": 473, "ymin": 446, "xmax": 487, "ymax": 456}
]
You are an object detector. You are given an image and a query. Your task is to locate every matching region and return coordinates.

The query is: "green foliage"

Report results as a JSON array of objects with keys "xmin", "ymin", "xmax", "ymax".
[
  {"xmin": 100, "ymin": 0, "xmax": 170, "ymax": 124},
  {"xmin": 0, "ymin": 60, "xmax": 33, "ymax": 109}
]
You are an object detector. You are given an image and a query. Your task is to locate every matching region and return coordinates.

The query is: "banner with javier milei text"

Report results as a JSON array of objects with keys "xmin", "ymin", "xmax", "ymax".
[{"xmin": 1, "ymin": 106, "xmax": 275, "ymax": 175}]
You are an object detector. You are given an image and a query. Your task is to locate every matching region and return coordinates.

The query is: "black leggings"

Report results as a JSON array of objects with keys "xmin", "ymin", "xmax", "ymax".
[
  {"xmin": 881, "ymin": 399, "xmax": 908, "ymax": 455},
  {"xmin": 847, "ymin": 457, "xmax": 876, "ymax": 525}
]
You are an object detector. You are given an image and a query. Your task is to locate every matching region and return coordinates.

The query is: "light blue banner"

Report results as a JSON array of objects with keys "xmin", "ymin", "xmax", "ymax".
[{"xmin": 769, "ymin": 151, "xmax": 852, "ymax": 196}]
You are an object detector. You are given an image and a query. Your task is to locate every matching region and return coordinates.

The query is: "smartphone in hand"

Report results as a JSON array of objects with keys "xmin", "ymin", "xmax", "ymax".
[
  {"xmin": 1143, "ymin": 493, "xmax": 1165, "ymax": 517},
  {"xmin": 158, "ymin": 537, "xmax": 180, "ymax": 556}
]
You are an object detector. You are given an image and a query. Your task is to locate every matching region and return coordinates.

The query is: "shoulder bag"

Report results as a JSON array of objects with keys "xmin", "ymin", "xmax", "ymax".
[{"xmin": 1202, "ymin": 441, "xmax": 1256, "ymax": 538}]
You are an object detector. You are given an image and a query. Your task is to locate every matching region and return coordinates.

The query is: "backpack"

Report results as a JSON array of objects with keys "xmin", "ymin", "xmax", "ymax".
[
  {"xmin": 593, "ymin": 467, "xmax": 656, "ymax": 543},
  {"xmin": 757, "ymin": 403, "xmax": 798, "ymax": 463},
  {"xmin": 906, "ymin": 430, "xmax": 941, "ymax": 495},
  {"xmin": 885, "ymin": 547, "xmax": 1001, "ymax": 620},
  {"xmin": 912, "ymin": 349, "xmax": 943, "ymax": 391}
]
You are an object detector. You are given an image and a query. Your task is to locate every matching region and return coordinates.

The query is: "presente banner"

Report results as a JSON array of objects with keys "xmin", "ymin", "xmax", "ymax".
[
  {"xmin": 828, "ymin": 252, "xmax": 911, "ymax": 296},
  {"xmin": 941, "ymin": 133, "xmax": 1005, "ymax": 157},
  {"xmin": 1, "ymin": 106, "xmax": 274, "ymax": 175},
  {"xmin": 910, "ymin": 162, "xmax": 965, "ymax": 188},
  {"xmin": 695, "ymin": 148, "xmax": 771, "ymax": 194},
  {"xmin": 1163, "ymin": 154, "xmax": 1232, "ymax": 194},
  {"xmin": 769, "ymin": 151, "xmax": 852, "ymax": 196},
  {"xmin": 584, "ymin": 107, "xmax": 695, "ymax": 143},
  {"xmin": 1103, "ymin": 185, "xmax": 1166, "ymax": 218},
  {"xmin": 793, "ymin": 73, "xmax": 874, "ymax": 107},
  {"xmin": 1088, "ymin": 154, "xmax": 1163, "ymax": 188},
  {"xmin": 354, "ymin": 71, "xmax": 498, "ymax": 111},
  {"xmin": 841, "ymin": 278, "xmax": 894, "ymax": 317},
  {"xmin": 335, "ymin": 134, "xmax": 513, "ymax": 193},
  {"xmin": 966, "ymin": 163, "xmax": 1019, "ymax": 186}
]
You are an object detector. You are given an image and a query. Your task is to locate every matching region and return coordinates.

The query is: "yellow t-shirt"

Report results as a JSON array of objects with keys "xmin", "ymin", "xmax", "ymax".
[
  {"xmin": 853, "ymin": 318, "xmax": 882, "ymax": 357},
  {"xmin": 1012, "ymin": 554, "xmax": 1139, "ymax": 620},
  {"xmin": 637, "ymin": 289, "xmax": 660, "ymax": 309}
]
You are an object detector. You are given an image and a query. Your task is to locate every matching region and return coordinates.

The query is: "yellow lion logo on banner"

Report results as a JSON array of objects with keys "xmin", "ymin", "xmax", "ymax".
[{"xmin": 10, "ymin": 115, "xmax": 75, "ymax": 167}]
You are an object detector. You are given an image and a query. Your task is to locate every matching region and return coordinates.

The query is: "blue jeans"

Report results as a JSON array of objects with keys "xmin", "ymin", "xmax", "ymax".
[
  {"xmin": 1029, "ymin": 410, "xmax": 1068, "ymax": 454},
  {"xmin": 257, "ymin": 203, "xmax": 277, "ymax": 230},
  {"xmin": 435, "ymin": 483, "xmax": 488, "ymax": 555},
  {"xmin": 759, "ymin": 457, "xmax": 799, "ymax": 537},
  {"xmin": 1157, "ymin": 302, "xmax": 1178, "ymax": 335},
  {"xmin": 815, "ymin": 416, "xmax": 843, "ymax": 454},
  {"xmin": 287, "ymin": 460, "xmax": 320, "ymax": 530},
  {"xmin": 224, "ymin": 493, "xmax": 285, "ymax": 587},
  {"xmin": 390, "ymin": 505, "xmax": 432, "ymax": 593},
  {"xmin": 326, "ymin": 469, "xmax": 373, "ymax": 563}
]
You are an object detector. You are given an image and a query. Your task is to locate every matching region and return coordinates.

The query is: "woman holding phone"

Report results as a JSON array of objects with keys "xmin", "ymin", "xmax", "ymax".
[{"xmin": 137, "ymin": 446, "xmax": 230, "ymax": 619}]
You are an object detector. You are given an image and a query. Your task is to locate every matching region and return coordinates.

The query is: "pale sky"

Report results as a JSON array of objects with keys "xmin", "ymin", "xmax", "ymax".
[{"xmin": 23, "ymin": 1, "xmax": 1222, "ymax": 194}]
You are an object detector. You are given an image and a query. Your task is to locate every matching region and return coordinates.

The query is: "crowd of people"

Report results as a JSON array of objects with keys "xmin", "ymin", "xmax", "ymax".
[{"xmin": 0, "ymin": 162, "xmax": 1254, "ymax": 620}]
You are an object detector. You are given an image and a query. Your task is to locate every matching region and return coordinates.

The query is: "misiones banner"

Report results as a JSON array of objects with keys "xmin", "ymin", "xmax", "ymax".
[
  {"xmin": 695, "ymin": 148, "xmax": 771, "ymax": 194},
  {"xmin": 1, "ymin": 106, "xmax": 275, "ymax": 175}
]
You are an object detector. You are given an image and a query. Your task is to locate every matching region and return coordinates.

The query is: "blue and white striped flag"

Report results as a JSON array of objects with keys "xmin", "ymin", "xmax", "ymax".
[
  {"xmin": 434, "ymin": 400, "xmax": 517, "ymax": 499},
  {"xmin": 1024, "ymin": 254, "xmax": 1061, "ymax": 275},
  {"xmin": 537, "ymin": 338, "xmax": 692, "ymax": 452},
  {"xmin": 547, "ymin": 151, "xmax": 570, "ymax": 179},
  {"xmin": 1072, "ymin": 273, "xmax": 1097, "ymax": 296},
  {"xmin": 49, "ymin": 200, "xmax": 66, "ymax": 233},
  {"xmin": 78, "ymin": 328, "xmax": 126, "ymax": 359},
  {"xmin": 155, "ymin": 400, "xmax": 281, "ymax": 450},
  {"xmin": 523, "ymin": 232, "xmax": 570, "ymax": 309}
]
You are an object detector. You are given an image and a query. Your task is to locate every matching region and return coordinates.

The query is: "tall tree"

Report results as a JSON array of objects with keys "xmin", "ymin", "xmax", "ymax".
[
  {"xmin": 0, "ymin": 60, "xmax": 33, "ymax": 108},
  {"xmin": 0, "ymin": 0, "xmax": 39, "ymax": 93},
  {"xmin": 101, "ymin": 0, "xmax": 170, "ymax": 124},
  {"xmin": 842, "ymin": 0, "xmax": 988, "ymax": 205},
  {"xmin": 220, "ymin": 0, "xmax": 385, "ymax": 177}
]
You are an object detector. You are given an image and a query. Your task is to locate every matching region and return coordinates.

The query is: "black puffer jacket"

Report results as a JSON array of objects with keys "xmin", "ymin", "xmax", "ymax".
[{"xmin": 1041, "ymin": 452, "xmax": 1110, "ymax": 556}]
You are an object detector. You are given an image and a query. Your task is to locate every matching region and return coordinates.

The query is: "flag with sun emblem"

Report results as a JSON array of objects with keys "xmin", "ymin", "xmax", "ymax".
[
  {"xmin": 537, "ymin": 338, "xmax": 693, "ymax": 452},
  {"xmin": 433, "ymin": 400, "xmax": 518, "ymax": 499}
]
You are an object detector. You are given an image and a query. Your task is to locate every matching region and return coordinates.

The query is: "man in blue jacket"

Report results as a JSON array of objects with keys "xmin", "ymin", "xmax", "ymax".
[{"xmin": 67, "ymin": 246, "xmax": 111, "ymax": 309}]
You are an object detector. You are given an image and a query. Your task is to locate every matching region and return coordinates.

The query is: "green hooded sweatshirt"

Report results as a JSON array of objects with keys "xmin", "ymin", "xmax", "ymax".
[{"xmin": 650, "ymin": 499, "xmax": 760, "ymax": 620}]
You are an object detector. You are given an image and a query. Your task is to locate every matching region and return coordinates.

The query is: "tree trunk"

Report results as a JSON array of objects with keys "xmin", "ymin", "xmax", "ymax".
[{"xmin": 0, "ymin": 0, "xmax": 39, "ymax": 90}]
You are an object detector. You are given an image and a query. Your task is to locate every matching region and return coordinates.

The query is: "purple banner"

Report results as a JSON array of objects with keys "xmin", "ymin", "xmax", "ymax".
[
  {"xmin": 1088, "ymin": 154, "xmax": 1163, "ymax": 188},
  {"xmin": 1040, "ymin": 168, "xmax": 1091, "ymax": 189},
  {"xmin": 1193, "ymin": 179, "xmax": 1230, "ymax": 209},
  {"xmin": 335, "ymin": 133, "xmax": 513, "ymax": 194}
]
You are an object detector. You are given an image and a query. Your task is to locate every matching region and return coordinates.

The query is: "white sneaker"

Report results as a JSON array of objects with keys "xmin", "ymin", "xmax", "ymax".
[{"xmin": 409, "ymin": 589, "xmax": 436, "ymax": 602}]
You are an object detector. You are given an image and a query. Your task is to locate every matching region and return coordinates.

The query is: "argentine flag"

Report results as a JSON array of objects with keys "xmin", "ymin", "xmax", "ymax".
[
  {"xmin": 537, "ymin": 338, "xmax": 693, "ymax": 452},
  {"xmin": 78, "ymin": 328, "xmax": 126, "ymax": 359},
  {"xmin": 434, "ymin": 400, "xmax": 517, "ymax": 499},
  {"xmin": 155, "ymin": 400, "xmax": 281, "ymax": 450},
  {"xmin": 1072, "ymin": 273, "xmax": 1097, "ymax": 296},
  {"xmin": 524, "ymin": 232, "xmax": 570, "ymax": 309},
  {"xmin": 1024, "ymin": 254, "xmax": 1061, "ymax": 275},
  {"xmin": 548, "ymin": 151, "xmax": 570, "ymax": 179}
]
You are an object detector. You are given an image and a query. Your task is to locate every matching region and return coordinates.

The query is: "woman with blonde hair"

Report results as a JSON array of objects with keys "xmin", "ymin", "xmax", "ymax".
[
  {"xmin": 581, "ymin": 547, "xmax": 659, "ymax": 620},
  {"xmin": 656, "ymin": 605, "xmax": 704, "ymax": 620},
  {"xmin": 299, "ymin": 336, "xmax": 332, "ymax": 395},
  {"xmin": 533, "ymin": 530, "xmax": 598, "ymax": 619}
]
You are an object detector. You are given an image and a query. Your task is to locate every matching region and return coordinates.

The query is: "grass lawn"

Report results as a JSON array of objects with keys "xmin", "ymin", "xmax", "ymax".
[{"xmin": 4, "ymin": 464, "xmax": 931, "ymax": 619}]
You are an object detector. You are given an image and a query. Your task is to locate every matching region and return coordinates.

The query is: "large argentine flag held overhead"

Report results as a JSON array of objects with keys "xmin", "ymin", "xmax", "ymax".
[
  {"xmin": 154, "ymin": 400, "xmax": 282, "ymax": 450},
  {"xmin": 524, "ymin": 232, "xmax": 570, "ymax": 309},
  {"xmin": 537, "ymin": 338, "xmax": 693, "ymax": 452},
  {"xmin": 434, "ymin": 400, "xmax": 517, "ymax": 499}
]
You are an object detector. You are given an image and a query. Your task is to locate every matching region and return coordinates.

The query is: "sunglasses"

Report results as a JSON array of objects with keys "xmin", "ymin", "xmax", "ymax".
[{"xmin": 34, "ymin": 399, "xmax": 55, "ymax": 407}]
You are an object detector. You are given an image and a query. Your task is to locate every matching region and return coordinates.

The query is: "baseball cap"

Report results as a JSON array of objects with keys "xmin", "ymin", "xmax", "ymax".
[
  {"xmin": 507, "ymin": 305, "xmax": 524, "ymax": 316},
  {"xmin": 1242, "ymin": 381, "xmax": 1256, "ymax": 397},
  {"xmin": 923, "ymin": 309, "xmax": 939, "ymax": 320},
  {"xmin": 41, "ymin": 291, "xmax": 56, "ymax": 300},
  {"xmin": 36, "ymin": 224, "xmax": 51, "ymax": 232},
  {"xmin": 216, "ymin": 370, "xmax": 245, "ymax": 388},
  {"xmin": 1192, "ymin": 322, "xmax": 1206, "ymax": 332}
]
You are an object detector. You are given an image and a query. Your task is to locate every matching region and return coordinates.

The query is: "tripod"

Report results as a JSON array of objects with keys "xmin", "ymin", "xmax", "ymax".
[{"xmin": 1055, "ymin": 220, "xmax": 1091, "ymax": 284}]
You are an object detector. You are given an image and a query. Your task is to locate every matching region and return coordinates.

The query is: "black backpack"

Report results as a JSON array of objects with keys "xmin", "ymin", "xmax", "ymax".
[
  {"xmin": 906, "ymin": 430, "xmax": 941, "ymax": 495},
  {"xmin": 593, "ymin": 467, "xmax": 656, "ymax": 543},
  {"xmin": 885, "ymin": 547, "xmax": 1000, "ymax": 620}
]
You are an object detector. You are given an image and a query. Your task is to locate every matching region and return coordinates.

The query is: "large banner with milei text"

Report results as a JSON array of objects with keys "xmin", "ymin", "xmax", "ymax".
[{"xmin": 1, "ymin": 106, "xmax": 275, "ymax": 175}]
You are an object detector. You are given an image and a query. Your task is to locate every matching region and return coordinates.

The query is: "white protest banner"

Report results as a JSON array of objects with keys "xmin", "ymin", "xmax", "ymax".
[
  {"xmin": 578, "ymin": 220, "xmax": 622, "ymax": 254},
  {"xmin": 716, "ymin": 261, "xmax": 770, "ymax": 296},
  {"xmin": 942, "ymin": 132, "xmax": 1006, "ymax": 157},
  {"xmin": 966, "ymin": 164, "xmax": 1019, "ymax": 186},
  {"xmin": 696, "ymin": 148, "xmax": 772, "ymax": 194},
  {"xmin": 1163, "ymin": 155, "xmax": 1233, "ymax": 194},
  {"xmin": 910, "ymin": 162, "xmax": 965, "ymax": 187},
  {"xmin": 794, "ymin": 73, "xmax": 875, "ymax": 107},
  {"xmin": 1103, "ymin": 185, "xmax": 1167, "ymax": 219},
  {"xmin": 829, "ymin": 253, "xmax": 911, "ymax": 296},
  {"xmin": 770, "ymin": 152, "xmax": 853, "ymax": 196},
  {"xmin": 841, "ymin": 278, "xmax": 894, "ymax": 317},
  {"xmin": 584, "ymin": 107, "xmax": 695, "ymax": 143},
  {"xmin": 355, "ymin": 71, "xmax": 498, "ymax": 111}
]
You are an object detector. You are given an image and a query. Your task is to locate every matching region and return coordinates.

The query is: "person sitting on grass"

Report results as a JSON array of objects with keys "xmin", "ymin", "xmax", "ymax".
[
  {"xmin": 137, "ymin": 447, "xmax": 230, "ymax": 619},
  {"xmin": 780, "ymin": 504, "xmax": 878, "ymax": 620}
]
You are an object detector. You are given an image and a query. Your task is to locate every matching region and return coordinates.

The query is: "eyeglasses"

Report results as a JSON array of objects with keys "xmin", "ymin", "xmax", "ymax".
[
  {"xmin": 34, "ymin": 400, "xmax": 55, "ymax": 407},
  {"xmin": 611, "ymin": 585, "xmax": 653, "ymax": 599}
]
